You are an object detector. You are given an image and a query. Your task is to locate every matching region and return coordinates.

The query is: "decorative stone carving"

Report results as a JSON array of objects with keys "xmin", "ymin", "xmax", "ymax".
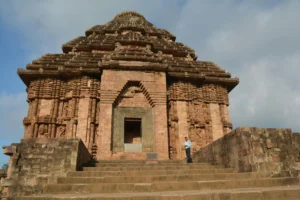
[
  {"xmin": 129, "ymin": 16, "xmax": 140, "ymax": 24},
  {"xmin": 115, "ymin": 42, "xmax": 121, "ymax": 51},
  {"xmin": 20, "ymin": 76, "xmax": 100, "ymax": 142},
  {"xmin": 38, "ymin": 124, "xmax": 48, "ymax": 138},
  {"xmin": 167, "ymin": 81, "xmax": 233, "ymax": 157},
  {"xmin": 157, "ymin": 51, "xmax": 163, "ymax": 58},
  {"xmin": 59, "ymin": 125, "xmax": 66, "ymax": 137},
  {"xmin": 63, "ymin": 103, "xmax": 69, "ymax": 117},
  {"xmin": 121, "ymin": 86, "xmax": 142, "ymax": 98},
  {"xmin": 146, "ymin": 45, "xmax": 152, "ymax": 53},
  {"xmin": 168, "ymin": 101, "xmax": 179, "ymax": 159},
  {"xmin": 186, "ymin": 54, "xmax": 193, "ymax": 61}
]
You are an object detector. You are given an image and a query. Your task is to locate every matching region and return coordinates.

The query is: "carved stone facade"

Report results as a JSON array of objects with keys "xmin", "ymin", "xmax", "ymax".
[
  {"xmin": 167, "ymin": 81, "xmax": 232, "ymax": 159},
  {"xmin": 17, "ymin": 11, "xmax": 239, "ymax": 160},
  {"xmin": 23, "ymin": 76, "xmax": 100, "ymax": 159}
]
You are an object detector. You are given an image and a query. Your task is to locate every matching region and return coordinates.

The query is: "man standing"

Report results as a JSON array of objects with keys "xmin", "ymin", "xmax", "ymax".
[{"xmin": 184, "ymin": 137, "xmax": 193, "ymax": 163}]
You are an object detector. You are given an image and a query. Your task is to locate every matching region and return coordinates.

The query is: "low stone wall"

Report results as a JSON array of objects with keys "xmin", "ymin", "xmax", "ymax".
[
  {"xmin": 4, "ymin": 138, "xmax": 91, "ymax": 197},
  {"xmin": 292, "ymin": 132, "xmax": 300, "ymax": 173},
  {"xmin": 192, "ymin": 127, "xmax": 298, "ymax": 177}
]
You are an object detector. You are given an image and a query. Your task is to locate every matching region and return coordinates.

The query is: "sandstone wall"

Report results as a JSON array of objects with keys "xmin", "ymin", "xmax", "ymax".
[
  {"xmin": 168, "ymin": 81, "xmax": 232, "ymax": 160},
  {"xmin": 98, "ymin": 70, "xmax": 168, "ymax": 160},
  {"xmin": 24, "ymin": 76, "xmax": 100, "ymax": 159},
  {"xmin": 192, "ymin": 127, "xmax": 298, "ymax": 177},
  {"xmin": 23, "ymin": 75, "xmax": 234, "ymax": 161},
  {"xmin": 4, "ymin": 138, "xmax": 91, "ymax": 196}
]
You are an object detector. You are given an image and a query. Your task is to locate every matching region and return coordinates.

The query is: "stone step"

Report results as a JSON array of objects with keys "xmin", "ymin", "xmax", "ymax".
[
  {"xmin": 91, "ymin": 163, "xmax": 211, "ymax": 167},
  {"xmin": 58, "ymin": 172, "xmax": 266, "ymax": 184},
  {"xmin": 87, "ymin": 160, "xmax": 184, "ymax": 165},
  {"xmin": 96, "ymin": 160, "xmax": 184, "ymax": 163},
  {"xmin": 83, "ymin": 165, "xmax": 224, "ymax": 171},
  {"xmin": 84, "ymin": 161, "xmax": 188, "ymax": 167},
  {"xmin": 14, "ymin": 186, "xmax": 300, "ymax": 200},
  {"xmin": 68, "ymin": 168, "xmax": 236, "ymax": 177},
  {"xmin": 43, "ymin": 178, "xmax": 298, "ymax": 194}
]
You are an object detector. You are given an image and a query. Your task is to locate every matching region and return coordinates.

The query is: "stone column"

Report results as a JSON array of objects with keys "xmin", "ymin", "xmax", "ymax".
[
  {"xmin": 96, "ymin": 70, "xmax": 127, "ymax": 160},
  {"xmin": 141, "ymin": 73, "xmax": 168, "ymax": 160},
  {"xmin": 209, "ymin": 103, "xmax": 224, "ymax": 141},
  {"xmin": 176, "ymin": 101, "xmax": 189, "ymax": 160},
  {"xmin": 153, "ymin": 104, "xmax": 169, "ymax": 160},
  {"xmin": 97, "ymin": 103, "xmax": 113, "ymax": 159},
  {"xmin": 76, "ymin": 98, "xmax": 90, "ymax": 144}
]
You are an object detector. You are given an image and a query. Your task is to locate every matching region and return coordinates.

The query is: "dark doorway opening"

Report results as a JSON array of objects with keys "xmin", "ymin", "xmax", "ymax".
[{"xmin": 124, "ymin": 118, "xmax": 142, "ymax": 144}]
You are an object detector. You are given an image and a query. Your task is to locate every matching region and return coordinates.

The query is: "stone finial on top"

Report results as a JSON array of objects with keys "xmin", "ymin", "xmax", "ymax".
[{"xmin": 113, "ymin": 10, "xmax": 146, "ymax": 21}]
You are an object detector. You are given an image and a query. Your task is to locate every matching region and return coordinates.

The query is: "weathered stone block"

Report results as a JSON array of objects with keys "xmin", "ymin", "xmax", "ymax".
[
  {"xmin": 192, "ymin": 127, "xmax": 299, "ymax": 177},
  {"xmin": 4, "ymin": 138, "xmax": 91, "ymax": 197}
]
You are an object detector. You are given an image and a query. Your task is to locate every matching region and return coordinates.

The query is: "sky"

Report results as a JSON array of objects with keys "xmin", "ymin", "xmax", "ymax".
[{"xmin": 0, "ymin": 0, "xmax": 300, "ymax": 166}]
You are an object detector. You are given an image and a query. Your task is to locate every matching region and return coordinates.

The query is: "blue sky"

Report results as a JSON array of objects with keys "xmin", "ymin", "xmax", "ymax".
[
  {"xmin": 0, "ymin": 22, "xmax": 27, "ymax": 93},
  {"xmin": 0, "ymin": 0, "xmax": 300, "ymax": 166}
]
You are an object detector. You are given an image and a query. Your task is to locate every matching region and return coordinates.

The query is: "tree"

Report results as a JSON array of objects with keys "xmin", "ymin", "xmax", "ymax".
[{"xmin": 1, "ymin": 164, "xmax": 8, "ymax": 170}]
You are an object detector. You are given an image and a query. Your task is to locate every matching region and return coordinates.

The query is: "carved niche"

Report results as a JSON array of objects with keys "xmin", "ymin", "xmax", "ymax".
[{"xmin": 115, "ymin": 82, "xmax": 150, "ymax": 108}]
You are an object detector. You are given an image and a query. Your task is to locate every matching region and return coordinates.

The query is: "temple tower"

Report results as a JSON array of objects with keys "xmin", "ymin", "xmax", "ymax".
[{"xmin": 18, "ymin": 11, "xmax": 239, "ymax": 160}]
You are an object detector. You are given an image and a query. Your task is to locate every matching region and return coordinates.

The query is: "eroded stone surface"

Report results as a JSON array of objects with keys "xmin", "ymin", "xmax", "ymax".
[
  {"xmin": 192, "ymin": 127, "xmax": 299, "ymax": 177},
  {"xmin": 3, "ymin": 138, "xmax": 91, "ymax": 197},
  {"xmin": 0, "ymin": 169, "xmax": 7, "ymax": 199},
  {"xmin": 292, "ymin": 133, "xmax": 300, "ymax": 175}
]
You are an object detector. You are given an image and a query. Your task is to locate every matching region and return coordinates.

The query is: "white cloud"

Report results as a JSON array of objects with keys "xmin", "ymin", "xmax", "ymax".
[{"xmin": 229, "ymin": 52, "xmax": 300, "ymax": 130}]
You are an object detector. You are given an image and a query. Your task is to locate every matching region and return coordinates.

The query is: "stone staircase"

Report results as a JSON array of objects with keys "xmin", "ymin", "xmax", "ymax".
[{"xmin": 13, "ymin": 160, "xmax": 300, "ymax": 200}]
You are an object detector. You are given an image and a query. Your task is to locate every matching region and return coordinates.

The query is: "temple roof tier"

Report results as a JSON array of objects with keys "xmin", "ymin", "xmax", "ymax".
[{"xmin": 18, "ymin": 11, "xmax": 239, "ymax": 92}]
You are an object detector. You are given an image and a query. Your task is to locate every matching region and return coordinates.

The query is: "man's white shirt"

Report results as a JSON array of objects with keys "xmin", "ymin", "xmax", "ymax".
[{"xmin": 184, "ymin": 140, "xmax": 192, "ymax": 149}]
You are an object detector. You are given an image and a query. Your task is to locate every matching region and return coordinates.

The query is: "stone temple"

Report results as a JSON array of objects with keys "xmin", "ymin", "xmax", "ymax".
[
  {"xmin": 18, "ymin": 11, "xmax": 238, "ymax": 160},
  {"xmin": 2, "ymin": 11, "xmax": 300, "ymax": 199}
]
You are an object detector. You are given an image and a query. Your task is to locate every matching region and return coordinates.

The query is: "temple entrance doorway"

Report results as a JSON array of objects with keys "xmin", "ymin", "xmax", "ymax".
[
  {"xmin": 124, "ymin": 118, "xmax": 142, "ymax": 152},
  {"xmin": 112, "ymin": 107, "xmax": 154, "ymax": 154},
  {"xmin": 124, "ymin": 118, "xmax": 142, "ymax": 143}
]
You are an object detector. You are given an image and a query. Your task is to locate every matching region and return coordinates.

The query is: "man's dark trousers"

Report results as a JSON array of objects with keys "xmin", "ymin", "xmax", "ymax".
[{"xmin": 185, "ymin": 148, "xmax": 192, "ymax": 163}]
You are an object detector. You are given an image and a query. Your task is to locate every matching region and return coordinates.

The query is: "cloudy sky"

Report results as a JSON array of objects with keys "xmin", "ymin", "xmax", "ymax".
[{"xmin": 0, "ymin": 0, "xmax": 299, "ymax": 166}]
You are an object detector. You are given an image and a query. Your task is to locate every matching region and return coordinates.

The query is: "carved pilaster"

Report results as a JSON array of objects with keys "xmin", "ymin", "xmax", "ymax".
[
  {"xmin": 168, "ymin": 100, "xmax": 179, "ymax": 159},
  {"xmin": 168, "ymin": 80, "xmax": 233, "ymax": 158}
]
